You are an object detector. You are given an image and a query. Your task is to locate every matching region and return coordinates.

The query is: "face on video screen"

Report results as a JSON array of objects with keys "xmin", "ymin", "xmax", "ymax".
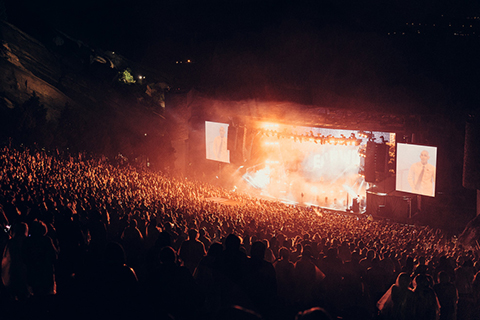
[
  {"xmin": 205, "ymin": 121, "xmax": 230, "ymax": 163},
  {"xmin": 396, "ymin": 143, "xmax": 437, "ymax": 197}
]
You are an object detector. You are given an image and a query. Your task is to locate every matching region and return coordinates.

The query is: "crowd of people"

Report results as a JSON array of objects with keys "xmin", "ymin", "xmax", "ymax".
[{"xmin": 1, "ymin": 144, "xmax": 480, "ymax": 320}]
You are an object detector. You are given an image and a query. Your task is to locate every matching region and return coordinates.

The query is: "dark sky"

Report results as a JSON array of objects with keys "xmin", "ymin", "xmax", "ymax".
[
  {"xmin": 4, "ymin": 0, "xmax": 480, "ymax": 114},
  {"xmin": 7, "ymin": 0, "xmax": 477, "ymax": 57}
]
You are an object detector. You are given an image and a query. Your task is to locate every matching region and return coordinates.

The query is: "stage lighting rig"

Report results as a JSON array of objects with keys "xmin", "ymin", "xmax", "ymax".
[{"xmin": 358, "ymin": 131, "xmax": 375, "ymax": 141}]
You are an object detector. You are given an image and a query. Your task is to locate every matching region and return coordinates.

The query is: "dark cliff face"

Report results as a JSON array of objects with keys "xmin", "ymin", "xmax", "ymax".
[
  {"xmin": 0, "ymin": 20, "xmax": 73, "ymax": 121},
  {"xmin": 0, "ymin": 20, "xmax": 173, "ymax": 168},
  {"xmin": 0, "ymin": 19, "xmax": 164, "ymax": 117}
]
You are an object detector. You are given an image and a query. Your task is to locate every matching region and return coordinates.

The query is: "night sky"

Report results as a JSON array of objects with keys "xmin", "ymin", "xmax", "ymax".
[
  {"xmin": 4, "ymin": 0, "xmax": 480, "ymax": 114},
  {"xmin": 8, "ymin": 0, "xmax": 475, "ymax": 50}
]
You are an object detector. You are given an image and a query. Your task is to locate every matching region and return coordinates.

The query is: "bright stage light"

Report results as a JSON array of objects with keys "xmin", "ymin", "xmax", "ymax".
[
  {"xmin": 262, "ymin": 122, "xmax": 279, "ymax": 129},
  {"xmin": 240, "ymin": 124, "xmax": 394, "ymax": 209}
]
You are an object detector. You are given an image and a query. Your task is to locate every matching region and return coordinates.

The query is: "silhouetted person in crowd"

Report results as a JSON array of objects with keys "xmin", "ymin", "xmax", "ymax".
[
  {"xmin": 244, "ymin": 241, "xmax": 278, "ymax": 318},
  {"xmin": 121, "ymin": 218, "xmax": 144, "ymax": 269},
  {"xmin": 218, "ymin": 234, "xmax": 248, "ymax": 286},
  {"xmin": 291, "ymin": 242, "xmax": 303, "ymax": 263},
  {"xmin": 0, "ymin": 204, "xmax": 9, "ymax": 229},
  {"xmin": 295, "ymin": 307, "xmax": 333, "ymax": 320},
  {"xmin": 435, "ymin": 256, "xmax": 456, "ymax": 283},
  {"xmin": 194, "ymin": 242, "xmax": 223, "ymax": 315},
  {"xmin": 163, "ymin": 221, "xmax": 177, "ymax": 239},
  {"xmin": 179, "ymin": 228, "xmax": 206, "ymax": 275},
  {"xmin": 156, "ymin": 228, "xmax": 174, "ymax": 249},
  {"xmin": 338, "ymin": 240, "xmax": 351, "ymax": 263},
  {"xmin": 342, "ymin": 251, "xmax": 366, "ymax": 312},
  {"xmin": 472, "ymin": 271, "xmax": 480, "ymax": 320},
  {"xmin": 401, "ymin": 256, "xmax": 415, "ymax": 275},
  {"xmin": 274, "ymin": 247, "xmax": 295, "ymax": 306},
  {"xmin": 198, "ymin": 227, "xmax": 211, "ymax": 251},
  {"xmin": 377, "ymin": 272, "xmax": 413, "ymax": 320},
  {"xmin": 359, "ymin": 249, "xmax": 375, "ymax": 275},
  {"xmin": 1, "ymin": 222, "xmax": 30, "ymax": 300},
  {"xmin": 81, "ymin": 241, "xmax": 140, "ymax": 319},
  {"xmin": 455, "ymin": 260, "xmax": 475, "ymax": 320},
  {"xmin": 294, "ymin": 246, "xmax": 325, "ymax": 309},
  {"xmin": 216, "ymin": 233, "xmax": 250, "ymax": 309},
  {"xmin": 321, "ymin": 247, "xmax": 344, "ymax": 315},
  {"xmin": 215, "ymin": 305, "xmax": 264, "ymax": 320},
  {"xmin": 86, "ymin": 210, "xmax": 108, "ymax": 261},
  {"xmin": 410, "ymin": 274, "xmax": 440, "ymax": 320},
  {"xmin": 23, "ymin": 220, "xmax": 57, "ymax": 296},
  {"xmin": 55, "ymin": 209, "xmax": 85, "ymax": 292},
  {"xmin": 144, "ymin": 246, "xmax": 203, "ymax": 320},
  {"xmin": 366, "ymin": 257, "xmax": 390, "ymax": 312},
  {"xmin": 145, "ymin": 215, "xmax": 160, "ymax": 250},
  {"xmin": 434, "ymin": 271, "xmax": 458, "ymax": 320}
]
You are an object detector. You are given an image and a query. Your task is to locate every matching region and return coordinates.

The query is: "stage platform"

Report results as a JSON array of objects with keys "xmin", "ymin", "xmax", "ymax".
[{"xmin": 205, "ymin": 196, "xmax": 369, "ymax": 220}]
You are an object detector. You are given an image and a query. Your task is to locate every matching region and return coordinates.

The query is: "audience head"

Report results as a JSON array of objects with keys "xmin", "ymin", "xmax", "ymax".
[
  {"xmin": 437, "ymin": 271, "xmax": 450, "ymax": 284},
  {"xmin": 208, "ymin": 242, "xmax": 223, "ymax": 257},
  {"xmin": 295, "ymin": 307, "xmax": 333, "ymax": 320},
  {"xmin": 129, "ymin": 219, "xmax": 138, "ymax": 228},
  {"xmin": 215, "ymin": 305, "xmax": 263, "ymax": 320},
  {"xmin": 29, "ymin": 220, "xmax": 48, "ymax": 237},
  {"xmin": 250, "ymin": 241, "xmax": 266, "ymax": 260},
  {"xmin": 159, "ymin": 246, "xmax": 176, "ymax": 265},
  {"xmin": 188, "ymin": 228, "xmax": 198, "ymax": 240},
  {"xmin": 279, "ymin": 247, "xmax": 290, "ymax": 260},
  {"xmin": 225, "ymin": 234, "xmax": 241, "ymax": 251},
  {"xmin": 105, "ymin": 242, "xmax": 127, "ymax": 265},
  {"xmin": 12, "ymin": 222, "xmax": 28, "ymax": 237},
  {"xmin": 413, "ymin": 273, "xmax": 433, "ymax": 290},
  {"xmin": 396, "ymin": 272, "xmax": 411, "ymax": 289}
]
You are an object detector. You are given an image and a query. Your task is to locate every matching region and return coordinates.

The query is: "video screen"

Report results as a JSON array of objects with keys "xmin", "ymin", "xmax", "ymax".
[
  {"xmin": 205, "ymin": 121, "xmax": 230, "ymax": 163},
  {"xmin": 238, "ymin": 123, "xmax": 395, "ymax": 210},
  {"xmin": 395, "ymin": 143, "xmax": 437, "ymax": 197}
]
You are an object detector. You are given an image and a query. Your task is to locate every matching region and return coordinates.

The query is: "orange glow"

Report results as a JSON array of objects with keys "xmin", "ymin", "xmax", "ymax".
[
  {"xmin": 239, "ymin": 131, "xmax": 365, "ymax": 209},
  {"xmin": 261, "ymin": 122, "xmax": 280, "ymax": 129}
]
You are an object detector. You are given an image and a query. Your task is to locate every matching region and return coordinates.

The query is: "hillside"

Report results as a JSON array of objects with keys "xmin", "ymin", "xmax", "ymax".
[{"xmin": 0, "ymin": 20, "xmax": 173, "ymax": 168}]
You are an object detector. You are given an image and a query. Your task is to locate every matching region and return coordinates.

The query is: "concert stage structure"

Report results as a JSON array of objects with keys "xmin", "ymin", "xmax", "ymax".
[
  {"xmin": 165, "ymin": 94, "xmax": 475, "ymax": 227},
  {"xmin": 197, "ymin": 110, "xmax": 415, "ymax": 221}
]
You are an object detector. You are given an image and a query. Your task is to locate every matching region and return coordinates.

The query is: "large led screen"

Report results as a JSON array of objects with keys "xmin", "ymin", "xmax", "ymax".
[
  {"xmin": 205, "ymin": 121, "xmax": 230, "ymax": 163},
  {"xmin": 396, "ymin": 143, "xmax": 437, "ymax": 197},
  {"xmin": 239, "ymin": 123, "xmax": 395, "ymax": 211}
]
